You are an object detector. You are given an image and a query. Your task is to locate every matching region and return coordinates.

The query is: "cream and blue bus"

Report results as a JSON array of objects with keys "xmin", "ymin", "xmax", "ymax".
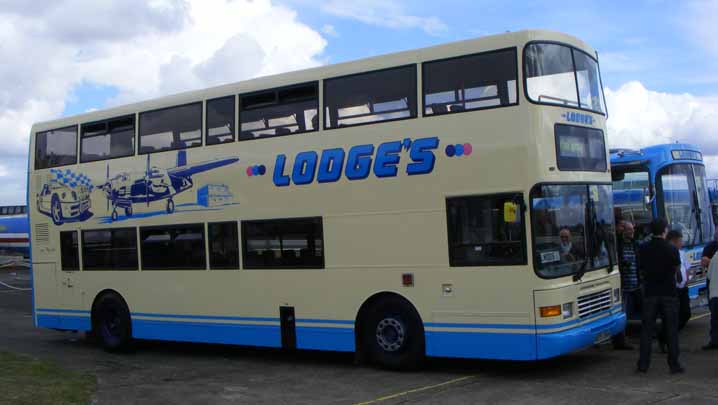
[{"xmin": 29, "ymin": 30, "xmax": 624, "ymax": 369}]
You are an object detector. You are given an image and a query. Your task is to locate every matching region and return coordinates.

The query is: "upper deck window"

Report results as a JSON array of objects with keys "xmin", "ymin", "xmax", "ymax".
[
  {"xmin": 35, "ymin": 126, "xmax": 78, "ymax": 170},
  {"xmin": 139, "ymin": 103, "xmax": 202, "ymax": 154},
  {"xmin": 423, "ymin": 48, "xmax": 518, "ymax": 116},
  {"xmin": 240, "ymin": 83, "xmax": 318, "ymax": 141},
  {"xmin": 324, "ymin": 65, "xmax": 417, "ymax": 129},
  {"xmin": 80, "ymin": 116, "xmax": 135, "ymax": 162},
  {"xmin": 525, "ymin": 43, "xmax": 606, "ymax": 114},
  {"xmin": 206, "ymin": 96, "xmax": 235, "ymax": 145}
]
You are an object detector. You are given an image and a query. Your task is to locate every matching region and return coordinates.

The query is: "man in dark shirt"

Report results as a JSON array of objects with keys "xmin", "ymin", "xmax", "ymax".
[
  {"xmin": 636, "ymin": 217, "xmax": 684, "ymax": 374},
  {"xmin": 613, "ymin": 221, "xmax": 641, "ymax": 349}
]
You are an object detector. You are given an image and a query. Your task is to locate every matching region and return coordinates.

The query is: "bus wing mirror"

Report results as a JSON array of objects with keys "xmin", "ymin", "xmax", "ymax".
[{"xmin": 504, "ymin": 201, "xmax": 520, "ymax": 223}]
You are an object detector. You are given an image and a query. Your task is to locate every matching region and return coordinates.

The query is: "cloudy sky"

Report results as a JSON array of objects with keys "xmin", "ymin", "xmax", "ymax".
[{"xmin": 1, "ymin": 0, "xmax": 716, "ymax": 204}]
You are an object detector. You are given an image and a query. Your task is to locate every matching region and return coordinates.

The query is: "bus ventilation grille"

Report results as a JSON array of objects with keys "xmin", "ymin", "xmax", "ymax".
[
  {"xmin": 34, "ymin": 223, "xmax": 50, "ymax": 246},
  {"xmin": 577, "ymin": 289, "xmax": 612, "ymax": 319}
]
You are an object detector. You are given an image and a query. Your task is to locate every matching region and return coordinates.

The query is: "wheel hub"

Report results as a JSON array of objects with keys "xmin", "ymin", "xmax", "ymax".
[{"xmin": 376, "ymin": 317, "xmax": 405, "ymax": 352}]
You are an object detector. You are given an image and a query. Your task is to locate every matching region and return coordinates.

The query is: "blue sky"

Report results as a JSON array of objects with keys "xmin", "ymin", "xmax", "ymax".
[{"xmin": 1, "ymin": 0, "xmax": 717, "ymax": 204}]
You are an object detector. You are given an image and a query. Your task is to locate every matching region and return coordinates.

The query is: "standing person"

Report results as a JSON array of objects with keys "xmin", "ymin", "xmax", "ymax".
[
  {"xmin": 702, "ymin": 228, "xmax": 718, "ymax": 350},
  {"xmin": 613, "ymin": 221, "xmax": 640, "ymax": 350},
  {"xmin": 658, "ymin": 230, "xmax": 691, "ymax": 352},
  {"xmin": 636, "ymin": 218, "xmax": 684, "ymax": 374},
  {"xmin": 705, "ymin": 253, "xmax": 718, "ymax": 350}
]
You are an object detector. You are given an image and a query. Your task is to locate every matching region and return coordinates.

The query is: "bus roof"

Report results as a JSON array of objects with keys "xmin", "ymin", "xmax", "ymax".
[
  {"xmin": 610, "ymin": 143, "xmax": 704, "ymax": 168},
  {"xmin": 30, "ymin": 29, "xmax": 596, "ymax": 134}
]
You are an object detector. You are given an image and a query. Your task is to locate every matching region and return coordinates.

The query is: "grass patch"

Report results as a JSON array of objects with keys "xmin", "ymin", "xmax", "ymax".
[{"xmin": 0, "ymin": 351, "xmax": 96, "ymax": 405}]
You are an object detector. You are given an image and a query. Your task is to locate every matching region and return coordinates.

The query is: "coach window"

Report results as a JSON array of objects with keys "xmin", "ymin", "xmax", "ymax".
[
  {"xmin": 239, "ymin": 82, "xmax": 318, "ymax": 141},
  {"xmin": 423, "ymin": 48, "xmax": 518, "ymax": 116},
  {"xmin": 141, "ymin": 224, "xmax": 206, "ymax": 270},
  {"xmin": 139, "ymin": 103, "xmax": 202, "ymax": 154},
  {"xmin": 242, "ymin": 217, "xmax": 324, "ymax": 269},
  {"xmin": 324, "ymin": 65, "xmax": 417, "ymax": 129},
  {"xmin": 446, "ymin": 193, "xmax": 526, "ymax": 266},
  {"xmin": 60, "ymin": 231, "xmax": 80, "ymax": 271},
  {"xmin": 81, "ymin": 116, "xmax": 135, "ymax": 162},
  {"xmin": 208, "ymin": 222, "xmax": 239, "ymax": 269},
  {"xmin": 35, "ymin": 126, "xmax": 77, "ymax": 169},
  {"xmin": 82, "ymin": 228, "xmax": 138, "ymax": 270},
  {"xmin": 206, "ymin": 96, "xmax": 235, "ymax": 145}
]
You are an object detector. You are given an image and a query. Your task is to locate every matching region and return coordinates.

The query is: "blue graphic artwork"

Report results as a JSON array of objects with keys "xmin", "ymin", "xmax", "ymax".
[
  {"xmin": 36, "ymin": 168, "xmax": 94, "ymax": 225},
  {"xmin": 98, "ymin": 150, "xmax": 239, "ymax": 222}
]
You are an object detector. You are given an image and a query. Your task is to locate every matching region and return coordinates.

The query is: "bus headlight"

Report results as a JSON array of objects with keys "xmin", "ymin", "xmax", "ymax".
[
  {"xmin": 613, "ymin": 288, "xmax": 621, "ymax": 304},
  {"xmin": 562, "ymin": 303, "xmax": 573, "ymax": 319}
]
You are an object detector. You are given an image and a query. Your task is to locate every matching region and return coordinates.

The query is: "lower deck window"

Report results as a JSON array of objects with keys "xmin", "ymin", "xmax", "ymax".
[
  {"xmin": 446, "ymin": 193, "xmax": 526, "ymax": 266},
  {"xmin": 209, "ymin": 222, "xmax": 239, "ymax": 269},
  {"xmin": 82, "ymin": 228, "xmax": 138, "ymax": 270},
  {"xmin": 140, "ymin": 224, "xmax": 206, "ymax": 270},
  {"xmin": 242, "ymin": 217, "xmax": 324, "ymax": 269},
  {"xmin": 60, "ymin": 231, "xmax": 80, "ymax": 271}
]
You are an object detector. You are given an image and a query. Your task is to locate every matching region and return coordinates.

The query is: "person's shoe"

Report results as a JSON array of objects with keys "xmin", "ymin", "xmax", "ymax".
[
  {"xmin": 635, "ymin": 366, "xmax": 648, "ymax": 374},
  {"xmin": 670, "ymin": 366, "xmax": 685, "ymax": 374},
  {"xmin": 702, "ymin": 343, "xmax": 718, "ymax": 350}
]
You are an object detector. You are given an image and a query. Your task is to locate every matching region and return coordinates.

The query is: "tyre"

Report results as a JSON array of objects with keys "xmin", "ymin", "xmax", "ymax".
[
  {"xmin": 360, "ymin": 296, "xmax": 425, "ymax": 370},
  {"xmin": 92, "ymin": 293, "xmax": 133, "ymax": 352},
  {"xmin": 51, "ymin": 195, "xmax": 63, "ymax": 225}
]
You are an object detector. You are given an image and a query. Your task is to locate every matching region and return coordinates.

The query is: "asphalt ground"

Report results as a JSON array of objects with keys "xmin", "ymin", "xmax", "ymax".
[{"xmin": 2, "ymin": 266, "xmax": 718, "ymax": 404}]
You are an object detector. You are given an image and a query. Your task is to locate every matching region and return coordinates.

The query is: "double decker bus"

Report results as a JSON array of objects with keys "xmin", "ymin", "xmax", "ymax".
[
  {"xmin": 709, "ymin": 178, "xmax": 718, "ymax": 224},
  {"xmin": 29, "ymin": 30, "xmax": 623, "ymax": 368},
  {"xmin": 611, "ymin": 144, "xmax": 715, "ymax": 305}
]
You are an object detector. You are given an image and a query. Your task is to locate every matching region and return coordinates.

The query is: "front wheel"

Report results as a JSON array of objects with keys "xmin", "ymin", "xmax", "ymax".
[
  {"xmin": 92, "ymin": 293, "xmax": 132, "ymax": 352},
  {"xmin": 360, "ymin": 296, "xmax": 425, "ymax": 370}
]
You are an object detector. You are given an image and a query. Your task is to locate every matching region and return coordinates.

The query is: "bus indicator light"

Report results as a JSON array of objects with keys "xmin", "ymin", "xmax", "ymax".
[
  {"xmin": 540, "ymin": 305, "xmax": 561, "ymax": 317},
  {"xmin": 402, "ymin": 273, "xmax": 414, "ymax": 287}
]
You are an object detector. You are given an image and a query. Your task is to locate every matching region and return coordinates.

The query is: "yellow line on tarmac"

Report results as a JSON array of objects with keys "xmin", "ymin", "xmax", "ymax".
[
  {"xmin": 691, "ymin": 312, "xmax": 711, "ymax": 321},
  {"xmin": 354, "ymin": 375, "xmax": 476, "ymax": 405}
]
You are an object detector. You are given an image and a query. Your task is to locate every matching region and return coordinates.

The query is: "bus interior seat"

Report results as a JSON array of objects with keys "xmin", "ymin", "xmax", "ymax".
[
  {"xmin": 450, "ymin": 104, "xmax": 465, "ymax": 112},
  {"xmin": 311, "ymin": 115, "xmax": 319, "ymax": 130},
  {"xmin": 275, "ymin": 127, "xmax": 292, "ymax": 135},
  {"xmin": 431, "ymin": 104, "xmax": 448, "ymax": 114}
]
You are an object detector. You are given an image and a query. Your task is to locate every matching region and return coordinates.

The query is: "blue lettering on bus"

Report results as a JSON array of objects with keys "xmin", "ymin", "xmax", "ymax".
[
  {"xmin": 373, "ymin": 141, "xmax": 402, "ymax": 178},
  {"xmin": 316, "ymin": 148, "xmax": 345, "ymax": 183},
  {"xmin": 292, "ymin": 151, "xmax": 318, "ymax": 185},
  {"xmin": 272, "ymin": 136, "xmax": 441, "ymax": 187},
  {"xmin": 562, "ymin": 111, "xmax": 594, "ymax": 126}
]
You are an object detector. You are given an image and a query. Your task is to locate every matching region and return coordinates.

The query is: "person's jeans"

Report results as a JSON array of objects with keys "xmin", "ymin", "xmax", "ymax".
[
  {"xmin": 638, "ymin": 295, "xmax": 680, "ymax": 371},
  {"xmin": 678, "ymin": 288, "xmax": 691, "ymax": 331},
  {"xmin": 710, "ymin": 297, "xmax": 718, "ymax": 345}
]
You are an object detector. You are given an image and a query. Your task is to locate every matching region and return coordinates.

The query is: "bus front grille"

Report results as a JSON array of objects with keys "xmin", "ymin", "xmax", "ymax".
[{"xmin": 577, "ymin": 289, "xmax": 612, "ymax": 319}]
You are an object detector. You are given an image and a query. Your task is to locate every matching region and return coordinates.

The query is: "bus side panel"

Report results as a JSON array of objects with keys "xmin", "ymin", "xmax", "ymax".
[{"xmin": 425, "ymin": 330, "xmax": 536, "ymax": 360}]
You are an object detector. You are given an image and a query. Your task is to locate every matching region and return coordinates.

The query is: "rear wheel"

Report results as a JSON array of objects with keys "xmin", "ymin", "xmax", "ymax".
[
  {"xmin": 360, "ymin": 296, "xmax": 425, "ymax": 370},
  {"xmin": 92, "ymin": 293, "xmax": 132, "ymax": 352}
]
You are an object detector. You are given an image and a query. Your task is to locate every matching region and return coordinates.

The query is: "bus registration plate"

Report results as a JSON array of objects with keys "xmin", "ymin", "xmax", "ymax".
[{"xmin": 594, "ymin": 330, "xmax": 611, "ymax": 344}]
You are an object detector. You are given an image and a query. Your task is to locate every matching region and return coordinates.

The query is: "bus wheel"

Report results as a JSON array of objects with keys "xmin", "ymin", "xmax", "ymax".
[
  {"xmin": 92, "ymin": 293, "xmax": 132, "ymax": 352},
  {"xmin": 361, "ymin": 296, "xmax": 425, "ymax": 370}
]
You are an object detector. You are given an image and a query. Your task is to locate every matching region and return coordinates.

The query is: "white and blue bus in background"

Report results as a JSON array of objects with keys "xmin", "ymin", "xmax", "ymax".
[
  {"xmin": 611, "ymin": 144, "xmax": 715, "ymax": 311},
  {"xmin": 0, "ymin": 205, "xmax": 29, "ymax": 258}
]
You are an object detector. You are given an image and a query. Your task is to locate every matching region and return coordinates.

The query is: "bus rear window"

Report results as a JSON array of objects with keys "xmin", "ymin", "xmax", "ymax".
[
  {"xmin": 554, "ymin": 124, "xmax": 606, "ymax": 171},
  {"xmin": 35, "ymin": 126, "xmax": 77, "ymax": 169}
]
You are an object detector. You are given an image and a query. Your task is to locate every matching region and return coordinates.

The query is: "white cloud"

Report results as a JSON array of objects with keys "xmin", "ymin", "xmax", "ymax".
[
  {"xmin": 321, "ymin": 0, "xmax": 447, "ymax": 36},
  {"xmin": 0, "ymin": 0, "xmax": 327, "ymax": 204},
  {"xmin": 605, "ymin": 81, "xmax": 718, "ymax": 176}
]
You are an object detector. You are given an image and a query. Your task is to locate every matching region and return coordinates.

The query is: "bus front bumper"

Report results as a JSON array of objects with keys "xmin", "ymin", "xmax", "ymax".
[{"xmin": 536, "ymin": 309, "xmax": 626, "ymax": 360}]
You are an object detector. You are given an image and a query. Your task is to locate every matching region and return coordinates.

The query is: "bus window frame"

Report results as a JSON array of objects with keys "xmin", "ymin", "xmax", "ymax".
[
  {"xmin": 322, "ymin": 64, "xmax": 418, "ymax": 131},
  {"xmin": 34, "ymin": 125, "xmax": 79, "ymax": 170},
  {"xmin": 238, "ymin": 81, "xmax": 319, "ymax": 142},
  {"xmin": 205, "ymin": 95, "xmax": 237, "ymax": 146},
  {"xmin": 138, "ymin": 101, "xmax": 204, "ymax": 155},
  {"xmin": 445, "ymin": 191, "xmax": 528, "ymax": 267},
  {"xmin": 522, "ymin": 40, "xmax": 607, "ymax": 117},
  {"xmin": 529, "ymin": 181, "xmax": 615, "ymax": 280},
  {"xmin": 421, "ymin": 47, "xmax": 520, "ymax": 118},
  {"xmin": 79, "ymin": 114, "xmax": 136, "ymax": 163}
]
